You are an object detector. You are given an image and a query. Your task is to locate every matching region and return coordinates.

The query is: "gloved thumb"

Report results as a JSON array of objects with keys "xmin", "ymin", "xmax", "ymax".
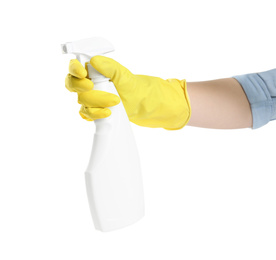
[{"xmin": 90, "ymin": 56, "xmax": 134, "ymax": 90}]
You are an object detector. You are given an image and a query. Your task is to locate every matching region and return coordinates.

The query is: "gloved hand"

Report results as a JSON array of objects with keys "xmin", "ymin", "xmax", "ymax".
[{"xmin": 65, "ymin": 56, "xmax": 191, "ymax": 130}]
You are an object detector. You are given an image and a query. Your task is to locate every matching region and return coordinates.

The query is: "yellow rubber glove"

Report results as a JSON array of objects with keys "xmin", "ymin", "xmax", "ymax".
[
  {"xmin": 65, "ymin": 56, "xmax": 191, "ymax": 130},
  {"xmin": 65, "ymin": 59, "xmax": 120, "ymax": 121}
]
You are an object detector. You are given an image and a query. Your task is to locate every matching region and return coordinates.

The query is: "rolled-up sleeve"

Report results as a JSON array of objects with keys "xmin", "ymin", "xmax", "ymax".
[{"xmin": 233, "ymin": 69, "xmax": 276, "ymax": 129}]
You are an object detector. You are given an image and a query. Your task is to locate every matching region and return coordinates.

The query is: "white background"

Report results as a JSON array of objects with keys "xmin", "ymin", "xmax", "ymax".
[{"xmin": 0, "ymin": 0, "xmax": 276, "ymax": 259}]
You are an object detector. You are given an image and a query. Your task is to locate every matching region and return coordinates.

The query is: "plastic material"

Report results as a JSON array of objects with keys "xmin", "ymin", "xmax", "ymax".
[{"xmin": 61, "ymin": 38, "xmax": 145, "ymax": 232}]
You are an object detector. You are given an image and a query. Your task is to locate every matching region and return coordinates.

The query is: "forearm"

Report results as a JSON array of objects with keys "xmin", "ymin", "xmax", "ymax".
[{"xmin": 186, "ymin": 78, "xmax": 253, "ymax": 129}]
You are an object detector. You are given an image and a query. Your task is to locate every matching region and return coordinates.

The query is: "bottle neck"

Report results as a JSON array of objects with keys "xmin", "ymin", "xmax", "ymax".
[{"xmin": 87, "ymin": 63, "xmax": 110, "ymax": 83}]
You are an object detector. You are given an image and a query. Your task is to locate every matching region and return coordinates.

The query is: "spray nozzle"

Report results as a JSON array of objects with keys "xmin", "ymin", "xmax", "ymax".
[{"xmin": 61, "ymin": 37, "xmax": 114, "ymax": 65}]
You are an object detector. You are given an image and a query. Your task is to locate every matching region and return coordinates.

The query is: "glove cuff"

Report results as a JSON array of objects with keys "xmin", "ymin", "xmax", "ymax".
[{"xmin": 164, "ymin": 79, "xmax": 192, "ymax": 130}]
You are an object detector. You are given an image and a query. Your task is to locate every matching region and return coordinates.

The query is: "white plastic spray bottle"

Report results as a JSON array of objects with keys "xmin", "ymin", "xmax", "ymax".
[{"xmin": 61, "ymin": 38, "xmax": 145, "ymax": 232}]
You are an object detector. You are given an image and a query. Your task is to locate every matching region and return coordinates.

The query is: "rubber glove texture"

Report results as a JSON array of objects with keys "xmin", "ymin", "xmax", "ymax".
[
  {"xmin": 65, "ymin": 59, "xmax": 120, "ymax": 121},
  {"xmin": 65, "ymin": 56, "xmax": 191, "ymax": 130}
]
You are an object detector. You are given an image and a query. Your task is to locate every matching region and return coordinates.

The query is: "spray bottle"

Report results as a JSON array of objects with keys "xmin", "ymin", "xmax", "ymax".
[{"xmin": 61, "ymin": 37, "xmax": 145, "ymax": 232}]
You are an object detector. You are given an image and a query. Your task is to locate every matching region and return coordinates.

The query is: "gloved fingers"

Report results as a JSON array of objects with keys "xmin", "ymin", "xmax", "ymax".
[
  {"xmin": 90, "ymin": 56, "xmax": 134, "ymax": 89},
  {"xmin": 65, "ymin": 74, "xmax": 93, "ymax": 93},
  {"xmin": 69, "ymin": 59, "xmax": 87, "ymax": 79},
  {"xmin": 79, "ymin": 113, "xmax": 93, "ymax": 121},
  {"xmin": 78, "ymin": 90, "xmax": 120, "ymax": 108},
  {"xmin": 79, "ymin": 105, "xmax": 111, "ymax": 121}
]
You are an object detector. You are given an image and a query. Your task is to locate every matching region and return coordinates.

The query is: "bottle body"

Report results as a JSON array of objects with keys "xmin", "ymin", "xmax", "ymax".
[{"xmin": 85, "ymin": 70, "xmax": 145, "ymax": 232}]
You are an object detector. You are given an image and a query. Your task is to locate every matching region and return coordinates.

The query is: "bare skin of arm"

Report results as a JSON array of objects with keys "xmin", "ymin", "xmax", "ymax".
[{"xmin": 186, "ymin": 78, "xmax": 253, "ymax": 129}]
